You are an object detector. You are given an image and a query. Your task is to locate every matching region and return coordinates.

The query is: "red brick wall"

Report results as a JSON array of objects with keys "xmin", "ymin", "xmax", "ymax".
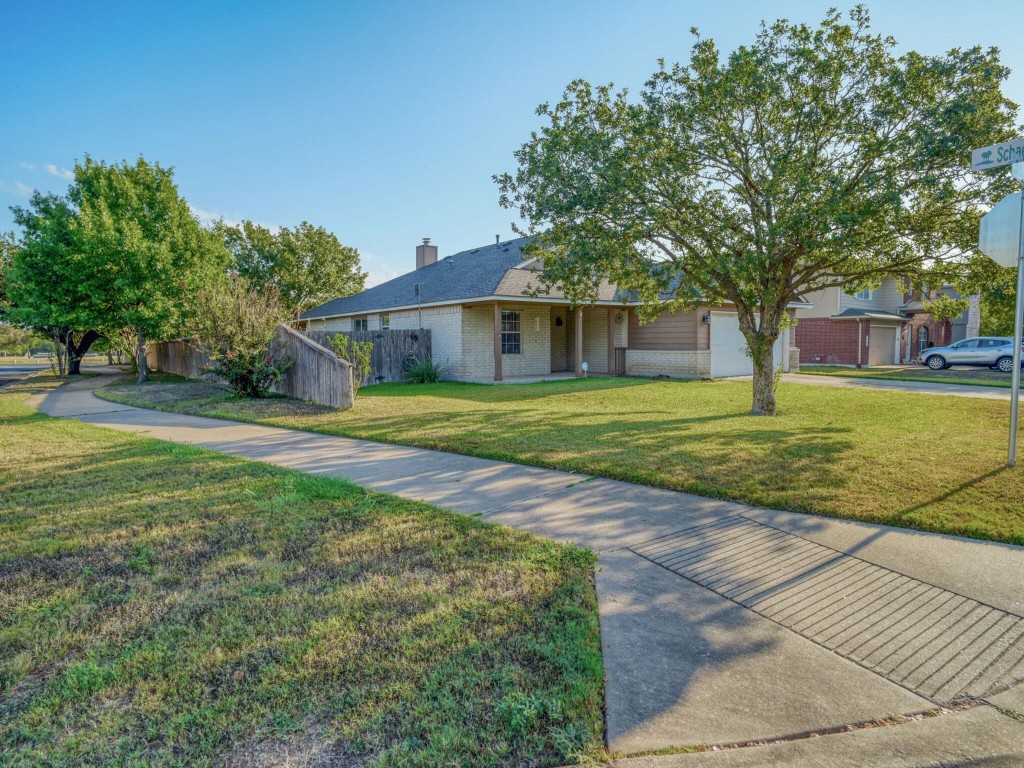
[
  {"xmin": 795, "ymin": 319, "xmax": 867, "ymax": 365},
  {"xmin": 904, "ymin": 315, "xmax": 952, "ymax": 361}
]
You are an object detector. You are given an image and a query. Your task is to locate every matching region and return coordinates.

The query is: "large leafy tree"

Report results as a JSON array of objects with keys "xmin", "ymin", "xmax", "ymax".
[
  {"xmin": 979, "ymin": 269, "xmax": 1018, "ymax": 336},
  {"xmin": 4, "ymin": 193, "xmax": 101, "ymax": 374},
  {"xmin": 497, "ymin": 7, "xmax": 1016, "ymax": 414},
  {"xmin": 72, "ymin": 157, "xmax": 228, "ymax": 382},
  {"xmin": 220, "ymin": 220, "xmax": 366, "ymax": 319}
]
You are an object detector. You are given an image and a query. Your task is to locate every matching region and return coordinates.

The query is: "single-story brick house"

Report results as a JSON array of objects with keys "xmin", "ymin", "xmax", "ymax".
[
  {"xmin": 795, "ymin": 278, "xmax": 981, "ymax": 366},
  {"xmin": 300, "ymin": 236, "xmax": 805, "ymax": 382}
]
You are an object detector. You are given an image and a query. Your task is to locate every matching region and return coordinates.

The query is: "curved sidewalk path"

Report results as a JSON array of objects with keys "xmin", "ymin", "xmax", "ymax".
[{"xmin": 30, "ymin": 375, "xmax": 1024, "ymax": 766}]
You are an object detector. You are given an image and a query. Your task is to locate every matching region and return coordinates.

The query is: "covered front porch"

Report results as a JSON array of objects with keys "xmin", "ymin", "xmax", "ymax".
[{"xmin": 486, "ymin": 302, "xmax": 628, "ymax": 382}]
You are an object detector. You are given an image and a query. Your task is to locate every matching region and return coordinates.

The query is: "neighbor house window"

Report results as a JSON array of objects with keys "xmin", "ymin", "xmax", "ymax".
[
  {"xmin": 855, "ymin": 288, "xmax": 873, "ymax": 301},
  {"xmin": 380, "ymin": 314, "xmax": 390, "ymax": 329},
  {"xmin": 501, "ymin": 310, "xmax": 521, "ymax": 354},
  {"xmin": 353, "ymin": 317, "xmax": 368, "ymax": 332},
  {"xmin": 917, "ymin": 326, "xmax": 929, "ymax": 353}
]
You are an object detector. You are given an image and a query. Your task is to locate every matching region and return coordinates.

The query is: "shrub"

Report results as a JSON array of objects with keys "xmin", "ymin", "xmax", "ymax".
[
  {"xmin": 402, "ymin": 356, "xmax": 448, "ymax": 384},
  {"xmin": 192, "ymin": 276, "xmax": 292, "ymax": 398},
  {"xmin": 329, "ymin": 335, "xmax": 373, "ymax": 395}
]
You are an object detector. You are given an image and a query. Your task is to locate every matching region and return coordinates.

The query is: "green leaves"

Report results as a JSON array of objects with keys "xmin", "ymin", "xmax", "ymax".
[
  {"xmin": 498, "ymin": 6, "xmax": 1017, "ymax": 412},
  {"xmin": 71, "ymin": 156, "xmax": 229, "ymax": 343},
  {"xmin": 4, "ymin": 156, "xmax": 229, "ymax": 354},
  {"xmin": 219, "ymin": 220, "xmax": 365, "ymax": 319}
]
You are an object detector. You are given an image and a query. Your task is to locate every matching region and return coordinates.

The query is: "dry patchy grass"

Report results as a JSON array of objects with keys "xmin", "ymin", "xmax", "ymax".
[{"xmin": 0, "ymin": 379, "xmax": 603, "ymax": 767}]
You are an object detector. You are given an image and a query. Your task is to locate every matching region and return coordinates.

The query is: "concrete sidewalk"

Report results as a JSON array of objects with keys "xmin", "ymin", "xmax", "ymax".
[
  {"xmin": 28, "ymin": 375, "xmax": 1024, "ymax": 764},
  {"xmin": 779, "ymin": 372, "xmax": 1014, "ymax": 400}
]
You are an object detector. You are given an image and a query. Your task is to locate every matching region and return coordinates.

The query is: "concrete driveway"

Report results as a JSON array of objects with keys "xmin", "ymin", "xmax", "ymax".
[
  {"xmin": 779, "ymin": 372, "xmax": 1014, "ymax": 400},
  {"xmin": 26, "ymin": 375, "xmax": 1024, "ymax": 765}
]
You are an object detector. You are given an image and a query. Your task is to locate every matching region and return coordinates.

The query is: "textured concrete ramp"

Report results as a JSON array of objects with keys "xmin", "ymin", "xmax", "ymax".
[{"xmin": 631, "ymin": 516, "xmax": 1024, "ymax": 703}]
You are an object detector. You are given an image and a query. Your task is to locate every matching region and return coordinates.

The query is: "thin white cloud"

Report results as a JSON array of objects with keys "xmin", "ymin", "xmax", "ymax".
[
  {"xmin": 13, "ymin": 181, "xmax": 33, "ymax": 197},
  {"xmin": 43, "ymin": 164, "xmax": 74, "ymax": 180},
  {"xmin": 361, "ymin": 253, "xmax": 402, "ymax": 288},
  {"xmin": 189, "ymin": 204, "xmax": 280, "ymax": 234},
  {"xmin": 18, "ymin": 162, "xmax": 34, "ymax": 170}
]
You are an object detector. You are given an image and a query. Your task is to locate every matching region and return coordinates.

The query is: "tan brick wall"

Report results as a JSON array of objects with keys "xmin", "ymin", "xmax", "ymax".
[
  {"xmin": 386, "ymin": 306, "xmax": 463, "ymax": 376},
  {"xmin": 308, "ymin": 316, "xmax": 353, "ymax": 333},
  {"xmin": 461, "ymin": 303, "xmax": 552, "ymax": 379},
  {"xmin": 612, "ymin": 309, "xmax": 628, "ymax": 347},
  {"xmin": 789, "ymin": 348, "xmax": 800, "ymax": 372},
  {"xmin": 582, "ymin": 307, "xmax": 610, "ymax": 373},
  {"xmin": 625, "ymin": 349, "xmax": 711, "ymax": 378}
]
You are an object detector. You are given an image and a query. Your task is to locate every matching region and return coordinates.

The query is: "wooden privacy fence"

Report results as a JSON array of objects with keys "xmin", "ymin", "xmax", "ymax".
[
  {"xmin": 146, "ymin": 340, "xmax": 210, "ymax": 378},
  {"xmin": 304, "ymin": 328, "xmax": 431, "ymax": 385},
  {"xmin": 146, "ymin": 324, "xmax": 355, "ymax": 409},
  {"xmin": 269, "ymin": 324, "xmax": 354, "ymax": 409}
]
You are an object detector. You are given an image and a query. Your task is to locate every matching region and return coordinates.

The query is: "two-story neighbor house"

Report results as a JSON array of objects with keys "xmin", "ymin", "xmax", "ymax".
[
  {"xmin": 795, "ymin": 279, "xmax": 981, "ymax": 366},
  {"xmin": 300, "ymin": 236, "xmax": 806, "ymax": 382}
]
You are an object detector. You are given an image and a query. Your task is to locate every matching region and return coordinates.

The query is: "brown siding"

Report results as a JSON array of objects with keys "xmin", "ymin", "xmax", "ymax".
[{"xmin": 629, "ymin": 308, "xmax": 708, "ymax": 351}]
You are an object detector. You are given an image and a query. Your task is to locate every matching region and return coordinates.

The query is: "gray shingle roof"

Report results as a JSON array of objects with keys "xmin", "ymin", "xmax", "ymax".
[
  {"xmin": 302, "ymin": 237, "xmax": 539, "ymax": 319},
  {"xmin": 830, "ymin": 309, "xmax": 906, "ymax": 321}
]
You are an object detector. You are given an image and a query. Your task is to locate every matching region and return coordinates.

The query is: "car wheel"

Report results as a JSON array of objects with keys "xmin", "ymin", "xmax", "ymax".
[
  {"xmin": 926, "ymin": 355, "xmax": 946, "ymax": 370},
  {"xmin": 996, "ymin": 357, "xmax": 1015, "ymax": 373}
]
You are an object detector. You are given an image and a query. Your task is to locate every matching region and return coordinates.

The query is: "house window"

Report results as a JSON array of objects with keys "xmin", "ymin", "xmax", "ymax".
[
  {"xmin": 855, "ymin": 288, "xmax": 874, "ymax": 301},
  {"xmin": 353, "ymin": 317, "xmax": 368, "ymax": 332},
  {"xmin": 501, "ymin": 310, "xmax": 521, "ymax": 354},
  {"xmin": 917, "ymin": 326, "xmax": 929, "ymax": 353},
  {"xmin": 380, "ymin": 314, "xmax": 390, "ymax": 329}
]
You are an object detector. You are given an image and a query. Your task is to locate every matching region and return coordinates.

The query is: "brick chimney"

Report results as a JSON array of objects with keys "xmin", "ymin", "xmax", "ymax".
[{"xmin": 416, "ymin": 237, "xmax": 438, "ymax": 269}]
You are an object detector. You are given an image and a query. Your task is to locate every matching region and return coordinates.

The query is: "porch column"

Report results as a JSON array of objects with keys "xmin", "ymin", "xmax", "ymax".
[
  {"xmin": 493, "ymin": 302, "xmax": 503, "ymax": 382},
  {"xmin": 782, "ymin": 325, "xmax": 791, "ymax": 373},
  {"xmin": 607, "ymin": 308, "xmax": 616, "ymax": 375},
  {"xmin": 575, "ymin": 306, "xmax": 584, "ymax": 376}
]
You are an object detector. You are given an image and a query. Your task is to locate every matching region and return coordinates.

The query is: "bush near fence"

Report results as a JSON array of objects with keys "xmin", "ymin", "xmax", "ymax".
[
  {"xmin": 304, "ymin": 328, "xmax": 431, "ymax": 385},
  {"xmin": 146, "ymin": 324, "xmax": 355, "ymax": 409}
]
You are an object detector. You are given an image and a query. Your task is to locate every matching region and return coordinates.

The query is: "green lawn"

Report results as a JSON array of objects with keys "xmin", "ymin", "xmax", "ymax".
[
  {"xmin": 798, "ymin": 364, "xmax": 1019, "ymax": 389},
  {"xmin": 98, "ymin": 374, "xmax": 1024, "ymax": 545},
  {"xmin": 0, "ymin": 378, "xmax": 604, "ymax": 767}
]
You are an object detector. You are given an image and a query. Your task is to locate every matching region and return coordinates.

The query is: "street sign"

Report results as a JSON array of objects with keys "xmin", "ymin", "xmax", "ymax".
[
  {"xmin": 973, "ymin": 149, "xmax": 1024, "ymax": 467},
  {"xmin": 972, "ymin": 138, "xmax": 1024, "ymax": 170},
  {"xmin": 979, "ymin": 191, "xmax": 1024, "ymax": 268}
]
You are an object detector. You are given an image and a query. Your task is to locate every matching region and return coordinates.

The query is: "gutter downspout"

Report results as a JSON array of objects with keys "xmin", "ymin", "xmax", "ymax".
[{"xmin": 857, "ymin": 319, "xmax": 863, "ymax": 368}]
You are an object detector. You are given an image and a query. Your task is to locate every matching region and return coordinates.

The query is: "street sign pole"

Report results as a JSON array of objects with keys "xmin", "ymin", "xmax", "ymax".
[
  {"xmin": 975, "ymin": 143, "xmax": 1024, "ymax": 468},
  {"xmin": 1010, "ymin": 183, "xmax": 1024, "ymax": 466}
]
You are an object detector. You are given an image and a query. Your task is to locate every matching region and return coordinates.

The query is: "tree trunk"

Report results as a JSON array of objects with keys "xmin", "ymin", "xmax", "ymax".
[
  {"xmin": 136, "ymin": 328, "xmax": 149, "ymax": 383},
  {"xmin": 737, "ymin": 306, "xmax": 781, "ymax": 417},
  {"xmin": 749, "ymin": 338, "xmax": 778, "ymax": 416},
  {"xmin": 51, "ymin": 331, "xmax": 67, "ymax": 377},
  {"xmin": 67, "ymin": 329, "xmax": 101, "ymax": 375}
]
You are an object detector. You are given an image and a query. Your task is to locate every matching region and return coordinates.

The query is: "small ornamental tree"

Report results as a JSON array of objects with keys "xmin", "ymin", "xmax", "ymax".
[
  {"xmin": 192, "ymin": 276, "xmax": 292, "ymax": 398},
  {"xmin": 329, "ymin": 335, "xmax": 373, "ymax": 395},
  {"xmin": 497, "ymin": 7, "xmax": 1017, "ymax": 415}
]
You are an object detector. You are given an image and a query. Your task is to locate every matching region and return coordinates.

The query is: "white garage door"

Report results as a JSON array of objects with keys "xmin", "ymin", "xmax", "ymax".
[{"xmin": 710, "ymin": 312, "xmax": 784, "ymax": 377}]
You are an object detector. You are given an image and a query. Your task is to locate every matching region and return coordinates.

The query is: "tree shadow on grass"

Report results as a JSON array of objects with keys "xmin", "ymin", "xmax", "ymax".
[{"xmin": 359, "ymin": 376, "xmax": 659, "ymax": 403}]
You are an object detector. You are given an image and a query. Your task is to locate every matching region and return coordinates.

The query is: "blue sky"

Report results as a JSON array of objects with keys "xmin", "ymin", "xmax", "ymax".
[{"xmin": 2, "ymin": 1, "xmax": 1022, "ymax": 286}]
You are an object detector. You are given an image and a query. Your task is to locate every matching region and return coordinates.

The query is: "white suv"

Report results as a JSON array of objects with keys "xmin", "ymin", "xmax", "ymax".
[{"xmin": 919, "ymin": 337, "xmax": 1022, "ymax": 373}]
